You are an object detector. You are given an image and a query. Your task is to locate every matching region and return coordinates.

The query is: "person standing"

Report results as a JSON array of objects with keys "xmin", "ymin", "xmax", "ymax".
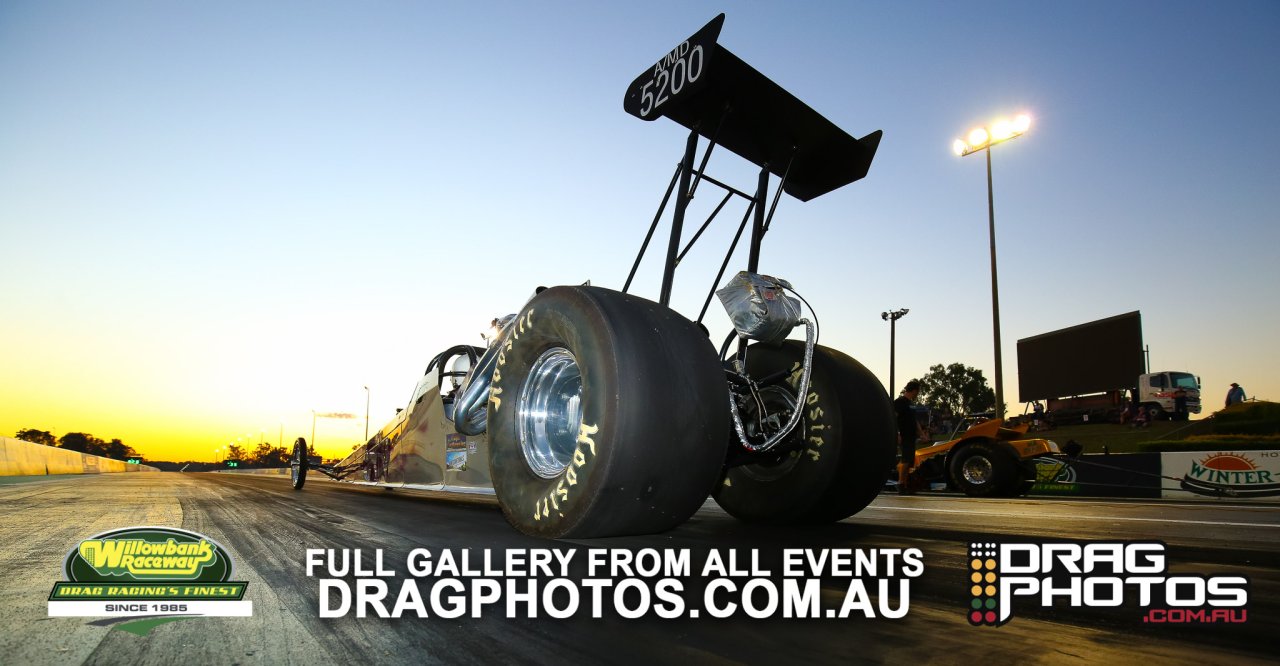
[
  {"xmin": 1173, "ymin": 387, "xmax": 1189, "ymax": 421},
  {"xmin": 1225, "ymin": 383, "xmax": 1247, "ymax": 407},
  {"xmin": 895, "ymin": 380, "xmax": 927, "ymax": 495}
]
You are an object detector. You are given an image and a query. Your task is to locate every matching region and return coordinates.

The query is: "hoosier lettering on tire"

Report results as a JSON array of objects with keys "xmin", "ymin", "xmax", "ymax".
[
  {"xmin": 485, "ymin": 285, "xmax": 730, "ymax": 539},
  {"xmin": 713, "ymin": 341, "xmax": 896, "ymax": 524}
]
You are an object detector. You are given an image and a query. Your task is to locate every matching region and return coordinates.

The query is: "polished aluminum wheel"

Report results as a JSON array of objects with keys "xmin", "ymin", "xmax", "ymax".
[
  {"xmin": 961, "ymin": 455, "xmax": 994, "ymax": 486},
  {"xmin": 517, "ymin": 347, "xmax": 583, "ymax": 478}
]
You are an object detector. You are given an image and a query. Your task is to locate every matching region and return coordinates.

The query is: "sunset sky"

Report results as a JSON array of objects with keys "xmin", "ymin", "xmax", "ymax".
[{"xmin": 2, "ymin": 1, "xmax": 1277, "ymax": 461}]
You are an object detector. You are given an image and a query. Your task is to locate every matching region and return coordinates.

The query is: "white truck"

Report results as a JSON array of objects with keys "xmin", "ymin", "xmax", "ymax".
[
  {"xmin": 1044, "ymin": 371, "xmax": 1201, "ymax": 423},
  {"xmin": 1135, "ymin": 370, "xmax": 1202, "ymax": 419}
]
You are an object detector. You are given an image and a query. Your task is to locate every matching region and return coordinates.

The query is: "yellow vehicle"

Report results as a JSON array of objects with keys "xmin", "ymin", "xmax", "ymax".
[{"xmin": 909, "ymin": 417, "xmax": 1060, "ymax": 497}]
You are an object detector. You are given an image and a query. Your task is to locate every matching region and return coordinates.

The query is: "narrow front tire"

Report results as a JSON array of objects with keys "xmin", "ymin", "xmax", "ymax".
[{"xmin": 290, "ymin": 437, "xmax": 308, "ymax": 490}]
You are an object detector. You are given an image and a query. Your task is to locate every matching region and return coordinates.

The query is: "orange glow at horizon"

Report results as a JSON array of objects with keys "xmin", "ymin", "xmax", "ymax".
[
  {"xmin": 0, "ymin": 399, "xmax": 367, "ymax": 463},
  {"xmin": 0, "ymin": 309, "xmax": 413, "ymax": 463}
]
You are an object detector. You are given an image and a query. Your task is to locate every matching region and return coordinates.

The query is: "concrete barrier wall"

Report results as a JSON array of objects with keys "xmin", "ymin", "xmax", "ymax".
[{"xmin": 0, "ymin": 437, "xmax": 159, "ymax": 476}]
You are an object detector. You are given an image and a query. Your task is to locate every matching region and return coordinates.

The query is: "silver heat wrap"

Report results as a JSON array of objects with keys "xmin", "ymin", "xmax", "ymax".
[
  {"xmin": 728, "ymin": 318, "xmax": 815, "ymax": 452},
  {"xmin": 716, "ymin": 271, "xmax": 803, "ymax": 343}
]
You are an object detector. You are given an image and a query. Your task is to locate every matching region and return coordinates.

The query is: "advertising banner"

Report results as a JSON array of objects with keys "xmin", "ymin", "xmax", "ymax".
[
  {"xmin": 1031, "ymin": 453, "xmax": 1162, "ymax": 498},
  {"xmin": 1160, "ymin": 450, "xmax": 1280, "ymax": 499}
]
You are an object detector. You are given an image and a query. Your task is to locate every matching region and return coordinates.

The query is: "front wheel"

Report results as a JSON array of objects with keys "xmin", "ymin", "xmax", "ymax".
[
  {"xmin": 1145, "ymin": 403, "xmax": 1164, "ymax": 421},
  {"xmin": 712, "ymin": 341, "xmax": 896, "ymax": 524},
  {"xmin": 486, "ymin": 286, "xmax": 730, "ymax": 539},
  {"xmin": 290, "ymin": 437, "xmax": 308, "ymax": 490}
]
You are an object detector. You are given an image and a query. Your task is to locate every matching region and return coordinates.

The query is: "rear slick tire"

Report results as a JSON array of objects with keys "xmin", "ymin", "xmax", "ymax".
[
  {"xmin": 712, "ymin": 341, "xmax": 896, "ymax": 524},
  {"xmin": 486, "ymin": 286, "xmax": 730, "ymax": 539},
  {"xmin": 1007, "ymin": 459, "xmax": 1037, "ymax": 497}
]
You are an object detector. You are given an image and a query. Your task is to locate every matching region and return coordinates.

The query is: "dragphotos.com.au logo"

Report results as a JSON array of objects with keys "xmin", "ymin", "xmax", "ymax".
[{"xmin": 966, "ymin": 540, "xmax": 1247, "ymax": 626}]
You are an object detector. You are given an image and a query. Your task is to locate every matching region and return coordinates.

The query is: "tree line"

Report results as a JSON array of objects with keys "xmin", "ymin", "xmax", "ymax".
[
  {"xmin": 13, "ymin": 429, "xmax": 310, "ymax": 467},
  {"xmin": 13, "ymin": 429, "xmax": 138, "ymax": 461}
]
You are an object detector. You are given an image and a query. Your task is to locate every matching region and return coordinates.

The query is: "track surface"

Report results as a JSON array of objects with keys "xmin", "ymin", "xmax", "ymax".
[{"xmin": 1, "ymin": 472, "xmax": 1274, "ymax": 665}]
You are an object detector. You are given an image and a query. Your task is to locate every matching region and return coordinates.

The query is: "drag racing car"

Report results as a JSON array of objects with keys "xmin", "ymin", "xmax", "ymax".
[
  {"xmin": 907, "ymin": 416, "xmax": 1061, "ymax": 497},
  {"xmin": 291, "ymin": 14, "xmax": 895, "ymax": 538}
]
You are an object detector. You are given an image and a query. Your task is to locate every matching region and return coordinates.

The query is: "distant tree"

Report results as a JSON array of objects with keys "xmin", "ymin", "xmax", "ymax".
[
  {"xmin": 913, "ymin": 363, "xmax": 997, "ymax": 418},
  {"xmin": 250, "ymin": 441, "xmax": 273, "ymax": 466},
  {"xmin": 262, "ymin": 446, "xmax": 290, "ymax": 467},
  {"xmin": 227, "ymin": 444, "xmax": 245, "ymax": 462},
  {"xmin": 15, "ymin": 429, "xmax": 56, "ymax": 446},
  {"xmin": 59, "ymin": 432, "xmax": 107, "ymax": 456},
  {"xmin": 58, "ymin": 433, "xmax": 87, "ymax": 452},
  {"xmin": 85, "ymin": 436, "xmax": 109, "ymax": 457},
  {"xmin": 104, "ymin": 438, "xmax": 129, "ymax": 461}
]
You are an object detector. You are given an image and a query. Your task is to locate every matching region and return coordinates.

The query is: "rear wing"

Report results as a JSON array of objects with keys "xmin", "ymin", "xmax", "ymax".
[
  {"xmin": 623, "ymin": 14, "xmax": 882, "ymax": 202},
  {"xmin": 620, "ymin": 14, "xmax": 883, "ymax": 314}
]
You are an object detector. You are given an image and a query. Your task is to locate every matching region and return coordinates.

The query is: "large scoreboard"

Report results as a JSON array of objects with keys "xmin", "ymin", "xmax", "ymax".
[{"xmin": 1017, "ymin": 311, "xmax": 1145, "ymax": 402}]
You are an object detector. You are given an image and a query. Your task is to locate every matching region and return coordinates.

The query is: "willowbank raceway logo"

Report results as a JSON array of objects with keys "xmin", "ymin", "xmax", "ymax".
[
  {"xmin": 49, "ymin": 526, "xmax": 252, "ymax": 623},
  {"xmin": 966, "ymin": 540, "xmax": 1248, "ymax": 626}
]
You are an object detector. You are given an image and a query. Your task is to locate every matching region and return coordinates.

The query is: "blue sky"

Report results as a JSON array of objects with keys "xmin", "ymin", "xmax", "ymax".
[{"xmin": 1, "ymin": 1, "xmax": 1277, "ymax": 458}]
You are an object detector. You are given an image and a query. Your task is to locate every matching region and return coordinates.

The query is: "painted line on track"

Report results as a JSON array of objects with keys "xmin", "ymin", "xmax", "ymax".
[
  {"xmin": 864, "ymin": 505, "xmax": 1279, "ymax": 529},
  {"xmin": 887, "ymin": 497, "xmax": 1278, "ymax": 511}
]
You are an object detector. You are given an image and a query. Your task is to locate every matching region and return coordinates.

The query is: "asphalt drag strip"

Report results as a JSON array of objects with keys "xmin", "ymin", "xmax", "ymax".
[{"xmin": 0, "ymin": 472, "xmax": 1273, "ymax": 665}]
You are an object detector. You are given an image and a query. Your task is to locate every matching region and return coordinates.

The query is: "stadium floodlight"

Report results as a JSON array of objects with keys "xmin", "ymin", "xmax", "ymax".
[{"xmin": 952, "ymin": 112, "xmax": 1033, "ymax": 416}]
